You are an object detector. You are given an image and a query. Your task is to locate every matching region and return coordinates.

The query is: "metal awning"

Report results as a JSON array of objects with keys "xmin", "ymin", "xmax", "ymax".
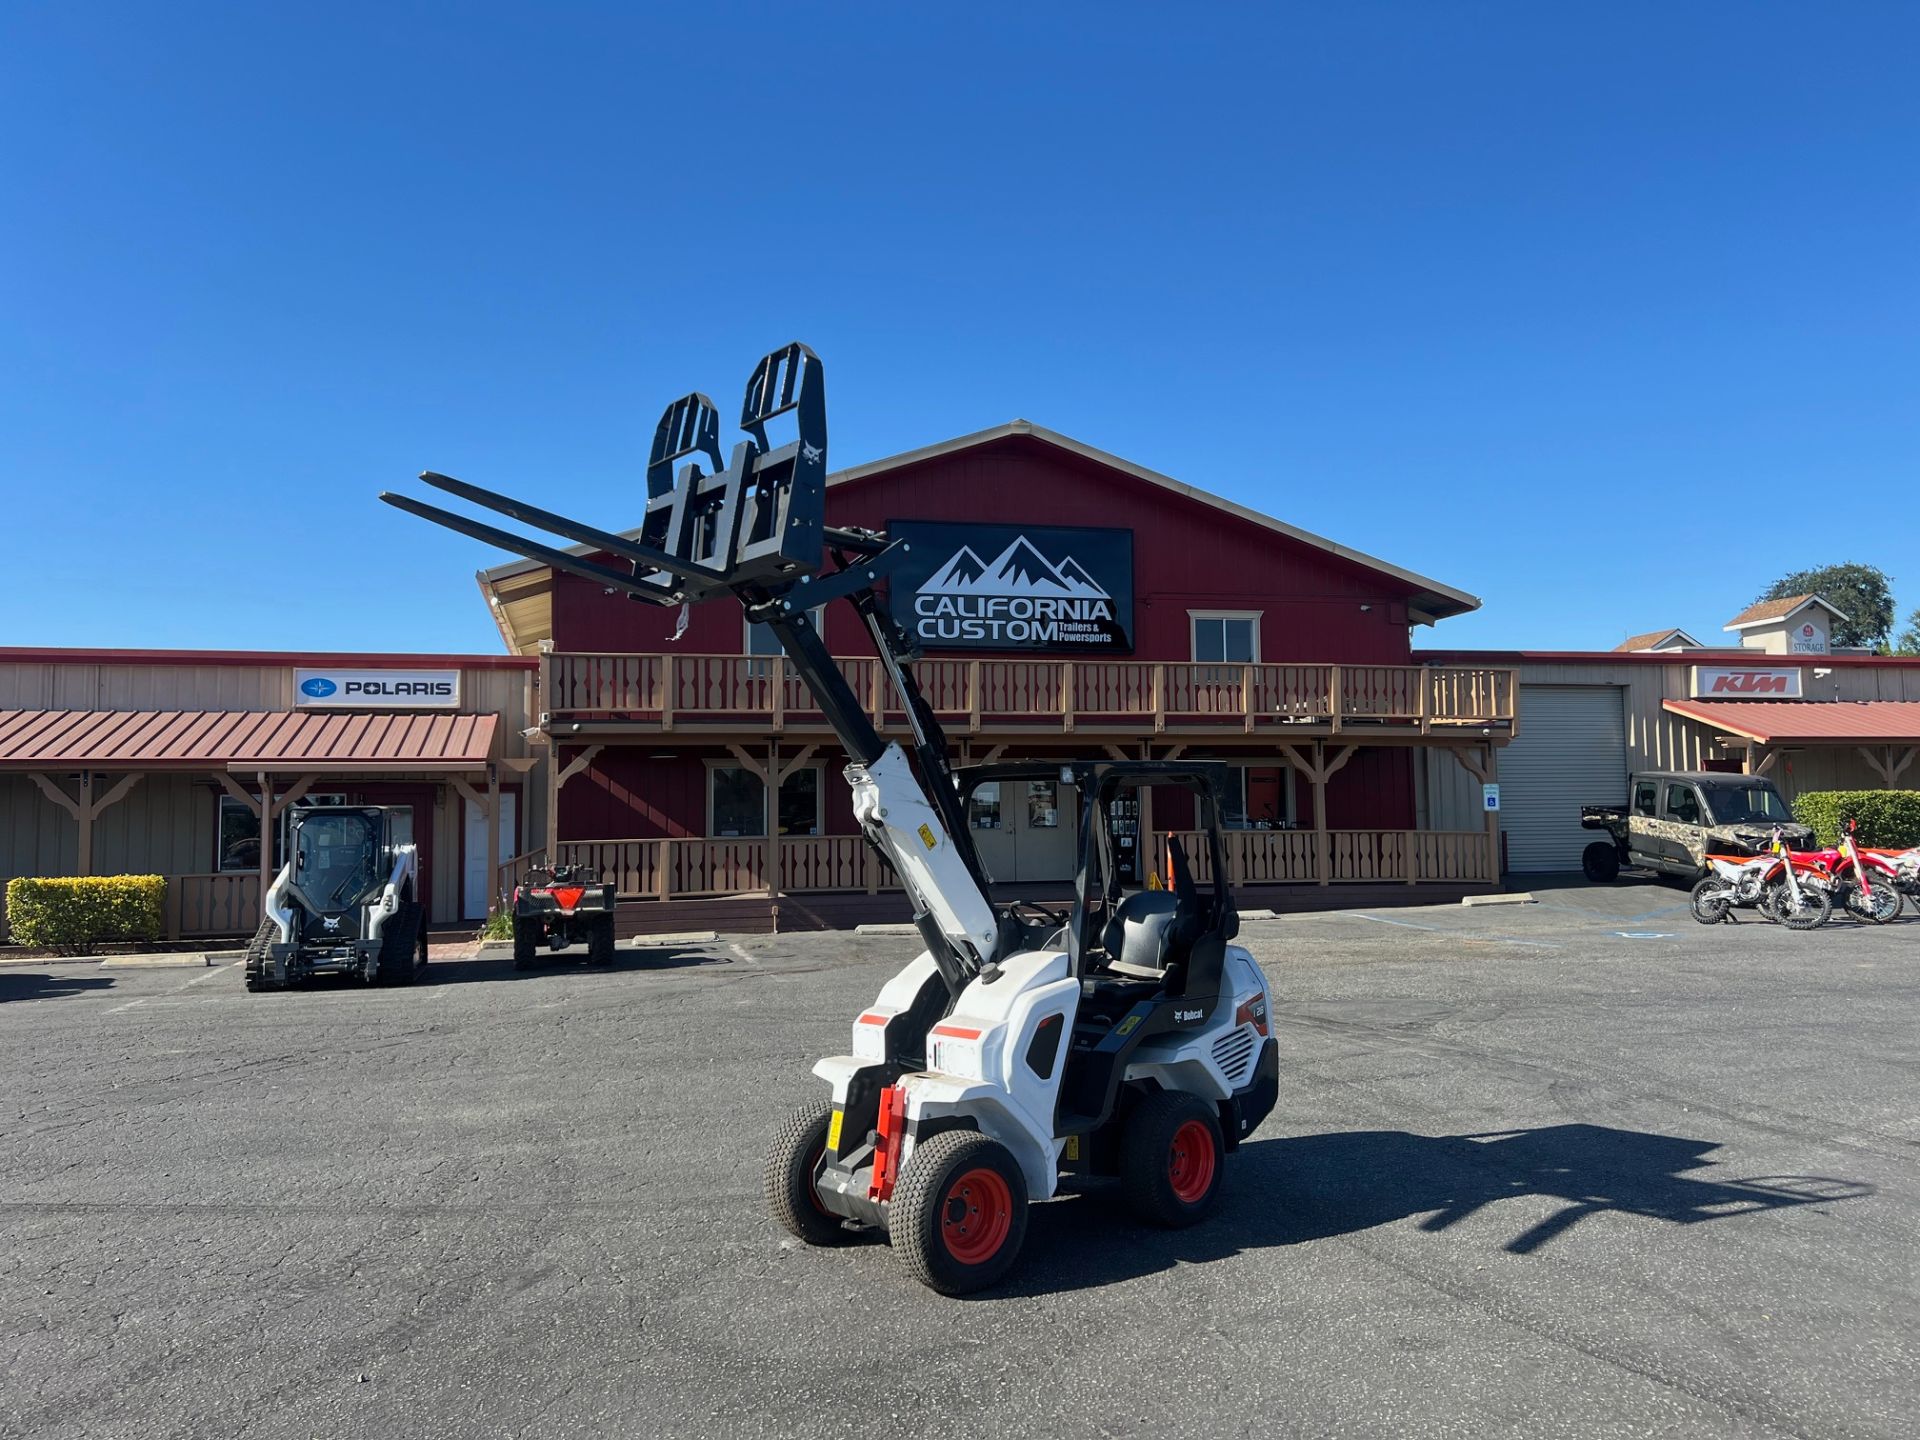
[
  {"xmin": 0, "ymin": 709, "xmax": 498, "ymax": 772},
  {"xmin": 1661, "ymin": 699, "xmax": 1920, "ymax": 746}
]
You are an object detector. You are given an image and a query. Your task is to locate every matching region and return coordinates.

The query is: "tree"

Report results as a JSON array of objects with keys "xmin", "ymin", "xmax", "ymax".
[
  {"xmin": 1755, "ymin": 563, "xmax": 1896, "ymax": 652},
  {"xmin": 1895, "ymin": 608, "xmax": 1920, "ymax": 658}
]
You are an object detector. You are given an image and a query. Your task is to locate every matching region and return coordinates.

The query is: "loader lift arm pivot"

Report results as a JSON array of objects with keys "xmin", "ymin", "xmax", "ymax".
[{"xmin": 380, "ymin": 342, "xmax": 997, "ymax": 997}]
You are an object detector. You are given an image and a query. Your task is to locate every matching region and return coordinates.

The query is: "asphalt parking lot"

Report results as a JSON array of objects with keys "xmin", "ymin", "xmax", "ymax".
[{"xmin": 4, "ymin": 879, "xmax": 1916, "ymax": 1440}]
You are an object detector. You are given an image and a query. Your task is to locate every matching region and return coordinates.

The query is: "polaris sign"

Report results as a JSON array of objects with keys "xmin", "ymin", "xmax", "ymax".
[
  {"xmin": 293, "ymin": 668, "xmax": 462, "ymax": 709},
  {"xmin": 891, "ymin": 521, "xmax": 1134, "ymax": 653}
]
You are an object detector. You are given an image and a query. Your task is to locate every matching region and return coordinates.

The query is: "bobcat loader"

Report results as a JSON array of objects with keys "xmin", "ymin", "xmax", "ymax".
[{"xmin": 383, "ymin": 342, "xmax": 1279, "ymax": 1293}]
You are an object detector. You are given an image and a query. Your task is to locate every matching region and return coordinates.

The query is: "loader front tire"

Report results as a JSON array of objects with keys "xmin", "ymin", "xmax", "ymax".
[
  {"xmin": 1122, "ymin": 1090, "xmax": 1226, "ymax": 1228},
  {"xmin": 766, "ymin": 1101, "xmax": 851, "ymax": 1249},
  {"xmin": 891, "ymin": 1130, "xmax": 1028, "ymax": 1295}
]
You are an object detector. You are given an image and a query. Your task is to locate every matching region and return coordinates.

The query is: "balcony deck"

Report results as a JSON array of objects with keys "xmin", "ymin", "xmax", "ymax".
[{"xmin": 538, "ymin": 652, "xmax": 1518, "ymax": 742}]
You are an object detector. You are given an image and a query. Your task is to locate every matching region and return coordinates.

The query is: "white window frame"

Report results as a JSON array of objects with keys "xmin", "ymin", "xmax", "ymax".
[
  {"xmin": 1188, "ymin": 610, "xmax": 1263, "ymax": 665},
  {"xmin": 744, "ymin": 610, "xmax": 825, "ymax": 656},
  {"xmin": 704, "ymin": 760, "xmax": 826, "ymax": 838}
]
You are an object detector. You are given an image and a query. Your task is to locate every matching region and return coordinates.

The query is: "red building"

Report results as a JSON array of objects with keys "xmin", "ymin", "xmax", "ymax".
[{"xmin": 478, "ymin": 422, "xmax": 1516, "ymax": 931}]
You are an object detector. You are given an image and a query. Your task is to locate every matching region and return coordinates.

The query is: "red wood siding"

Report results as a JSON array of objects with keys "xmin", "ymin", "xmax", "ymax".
[
  {"xmin": 559, "ymin": 748, "xmax": 862, "ymax": 839},
  {"xmin": 550, "ymin": 434, "xmax": 1423, "ymax": 663}
]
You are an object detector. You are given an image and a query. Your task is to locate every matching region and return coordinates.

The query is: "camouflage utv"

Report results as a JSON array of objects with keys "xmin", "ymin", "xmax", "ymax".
[{"xmin": 1580, "ymin": 771, "xmax": 1813, "ymax": 882}]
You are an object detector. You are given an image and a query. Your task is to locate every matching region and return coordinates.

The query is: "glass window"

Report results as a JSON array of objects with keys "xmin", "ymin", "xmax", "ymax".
[
  {"xmin": 709, "ymin": 765, "xmax": 821, "ymax": 837},
  {"xmin": 217, "ymin": 796, "xmax": 266, "ymax": 873},
  {"xmin": 1663, "ymin": 783, "xmax": 1703, "ymax": 826},
  {"xmin": 1221, "ymin": 768, "xmax": 1253, "ymax": 830},
  {"xmin": 293, "ymin": 811, "xmax": 383, "ymax": 908},
  {"xmin": 1025, "ymin": 780, "xmax": 1059, "ymax": 829},
  {"xmin": 968, "ymin": 781, "xmax": 1003, "ymax": 830},
  {"xmin": 1191, "ymin": 615, "xmax": 1257, "ymax": 664},
  {"xmin": 1706, "ymin": 784, "xmax": 1791, "ymax": 825},
  {"xmin": 1632, "ymin": 781, "xmax": 1658, "ymax": 818}
]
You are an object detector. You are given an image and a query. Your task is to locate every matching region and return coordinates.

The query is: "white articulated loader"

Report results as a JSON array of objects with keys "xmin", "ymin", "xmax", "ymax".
[{"xmin": 383, "ymin": 343, "xmax": 1279, "ymax": 1294}]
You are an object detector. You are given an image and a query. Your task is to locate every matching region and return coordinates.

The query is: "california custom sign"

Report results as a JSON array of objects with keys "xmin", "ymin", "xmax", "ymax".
[{"xmin": 890, "ymin": 520, "xmax": 1134, "ymax": 653}]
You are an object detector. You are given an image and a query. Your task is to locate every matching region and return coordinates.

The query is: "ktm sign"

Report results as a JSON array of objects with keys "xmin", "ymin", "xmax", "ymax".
[{"xmin": 1689, "ymin": 666, "xmax": 1802, "ymax": 699}]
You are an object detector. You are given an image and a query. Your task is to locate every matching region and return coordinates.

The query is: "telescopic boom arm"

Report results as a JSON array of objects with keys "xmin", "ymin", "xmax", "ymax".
[{"xmin": 380, "ymin": 342, "xmax": 1002, "ymax": 995}]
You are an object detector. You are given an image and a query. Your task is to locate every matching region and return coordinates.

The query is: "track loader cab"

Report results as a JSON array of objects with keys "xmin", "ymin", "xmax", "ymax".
[{"xmin": 245, "ymin": 806, "xmax": 427, "ymax": 991}]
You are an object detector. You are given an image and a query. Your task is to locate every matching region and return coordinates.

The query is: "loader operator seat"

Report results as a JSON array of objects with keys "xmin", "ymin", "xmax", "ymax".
[{"xmin": 1099, "ymin": 837, "xmax": 1204, "ymax": 985}]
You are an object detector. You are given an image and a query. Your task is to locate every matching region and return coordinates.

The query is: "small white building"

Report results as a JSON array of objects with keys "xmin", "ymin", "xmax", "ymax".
[{"xmin": 1721, "ymin": 593, "xmax": 1849, "ymax": 656}]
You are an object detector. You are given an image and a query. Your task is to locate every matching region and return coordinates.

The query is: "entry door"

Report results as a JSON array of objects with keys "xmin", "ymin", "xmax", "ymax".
[
  {"xmin": 1012, "ymin": 778, "xmax": 1075, "ymax": 882},
  {"xmin": 462, "ymin": 791, "xmax": 518, "ymax": 920},
  {"xmin": 967, "ymin": 782, "xmax": 1017, "ymax": 885}
]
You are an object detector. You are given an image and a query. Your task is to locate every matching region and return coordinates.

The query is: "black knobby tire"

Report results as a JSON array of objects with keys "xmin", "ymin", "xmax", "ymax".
[
  {"xmin": 243, "ymin": 917, "xmax": 277, "ymax": 992},
  {"xmin": 765, "ymin": 1101, "xmax": 851, "ymax": 1249},
  {"xmin": 512, "ymin": 914, "xmax": 538, "ymax": 970},
  {"xmin": 1842, "ymin": 881, "xmax": 1902, "ymax": 925},
  {"xmin": 1121, "ymin": 1089, "xmax": 1227, "ymax": 1228},
  {"xmin": 588, "ymin": 914, "xmax": 616, "ymax": 966},
  {"xmin": 377, "ymin": 902, "xmax": 422, "ymax": 985},
  {"xmin": 1689, "ymin": 876, "xmax": 1733, "ymax": 925},
  {"xmin": 1777, "ymin": 883, "xmax": 1832, "ymax": 931},
  {"xmin": 1582, "ymin": 841, "xmax": 1621, "ymax": 884},
  {"xmin": 890, "ymin": 1129, "xmax": 1029, "ymax": 1296}
]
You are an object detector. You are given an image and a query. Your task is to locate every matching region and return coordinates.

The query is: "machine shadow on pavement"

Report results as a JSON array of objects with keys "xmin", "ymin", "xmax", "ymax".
[
  {"xmin": 416, "ymin": 946, "xmax": 734, "ymax": 985},
  {"xmin": 988, "ymin": 1123, "xmax": 1871, "ymax": 1300},
  {"xmin": 0, "ymin": 969, "xmax": 118, "ymax": 1003}
]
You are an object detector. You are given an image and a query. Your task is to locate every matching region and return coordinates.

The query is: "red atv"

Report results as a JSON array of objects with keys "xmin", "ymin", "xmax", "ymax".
[{"xmin": 511, "ymin": 863, "xmax": 618, "ymax": 968}]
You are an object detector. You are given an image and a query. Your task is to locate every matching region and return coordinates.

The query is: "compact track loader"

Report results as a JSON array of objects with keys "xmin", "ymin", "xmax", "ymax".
[
  {"xmin": 244, "ymin": 805, "xmax": 427, "ymax": 991},
  {"xmin": 383, "ymin": 342, "xmax": 1279, "ymax": 1294}
]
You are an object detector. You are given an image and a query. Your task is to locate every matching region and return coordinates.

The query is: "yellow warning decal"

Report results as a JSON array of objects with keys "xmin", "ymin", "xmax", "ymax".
[
  {"xmin": 1116, "ymin": 1015, "xmax": 1142, "ymax": 1037},
  {"xmin": 826, "ymin": 1109, "xmax": 844, "ymax": 1152},
  {"xmin": 917, "ymin": 823, "xmax": 937, "ymax": 850},
  {"xmin": 1063, "ymin": 1136, "xmax": 1081, "ymax": 1161}
]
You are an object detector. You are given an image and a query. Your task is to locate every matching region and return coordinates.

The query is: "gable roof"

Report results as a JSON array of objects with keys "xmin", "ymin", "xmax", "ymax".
[
  {"xmin": 1724, "ymin": 593, "xmax": 1850, "ymax": 631},
  {"xmin": 472, "ymin": 420, "xmax": 1482, "ymax": 651},
  {"xmin": 1613, "ymin": 628, "xmax": 1702, "ymax": 653}
]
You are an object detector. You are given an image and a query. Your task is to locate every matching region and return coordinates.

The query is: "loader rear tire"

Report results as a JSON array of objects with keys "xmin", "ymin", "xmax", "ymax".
[
  {"xmin": 766, "ymin": 1101, "xmax": 852, "ymax": 1249},
  {"xmin": 1121, "ymin": 1090, "xmax": 1226, "ymax": 1228},
  {"xmin": 891, "ymin": 1129, "xmax": 1028, "ymax": 1296},
  {"xmin": 243, "ymin": 918, "xmax": 277, "ymax": 993}
]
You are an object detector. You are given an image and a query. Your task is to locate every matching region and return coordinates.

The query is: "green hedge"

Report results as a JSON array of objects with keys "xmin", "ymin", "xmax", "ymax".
[
  {"xmin": 1791, "ymin": 791, "xmax": 1920, "ymax": 848},
  {"xmin": 3, "ymin": 875, "xmax": 167, "ymax": 955}
]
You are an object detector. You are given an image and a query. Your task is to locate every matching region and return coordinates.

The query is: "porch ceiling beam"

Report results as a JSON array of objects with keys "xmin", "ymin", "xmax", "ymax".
[
  {"xmin": 269, "ymin": 774, "xmax": 318, "ymax": 820},
  {"xmin": 450, "ymin": 777, "xmax": 489, "ymax": 816},
  {"xmin": 774, "ymin": 745, "xmax": 817, "ymax": 784},
  {"xmin": 724, "ymin": 743, "xmax": 771, "ymax": 783},
  {"xmin": 212, "ymin": 770, "xmax": 262, "ymax": 819},
  {"xmin": 556, "ymin": 743, "xmax": 603, "ymax": 789}
]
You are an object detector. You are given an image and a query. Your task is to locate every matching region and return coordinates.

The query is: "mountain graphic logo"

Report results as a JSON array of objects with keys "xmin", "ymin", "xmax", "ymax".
[{"xmin": 920, "ymin": 536, "xmax": 1110, "ymax": 600}]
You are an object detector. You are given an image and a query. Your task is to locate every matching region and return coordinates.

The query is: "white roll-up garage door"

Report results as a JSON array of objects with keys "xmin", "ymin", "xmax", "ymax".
[{"xmin": 1498, "ymin": 686, "xmax": 1629, "ymax": 872}]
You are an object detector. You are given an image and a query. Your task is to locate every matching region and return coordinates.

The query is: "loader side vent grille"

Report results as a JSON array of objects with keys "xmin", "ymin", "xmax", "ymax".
[{"xmin": 1212, "ymin": 1027, "xmax": 1257, "ymax": 1083}]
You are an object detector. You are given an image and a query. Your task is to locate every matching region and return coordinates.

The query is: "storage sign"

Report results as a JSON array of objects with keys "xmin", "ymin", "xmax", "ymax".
[
  {"xmin": 294, "ymin": 668, "xmax": 461, "ymax": 709},
  {"xmin": 1689, "ymin": 666, "xmax": 1802, "ymax": 699},
  {"xmin": 890, "ymin": 521, "xmax": 1134, "ymax": 653}
]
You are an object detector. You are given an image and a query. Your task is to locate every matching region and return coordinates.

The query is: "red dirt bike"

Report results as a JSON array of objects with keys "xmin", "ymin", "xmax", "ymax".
[
  {"xmin": 1861, "ymin": 844, "xmax": 1920, "ymax": 902},
  {"xmin": 1691, "ymin": 827, "xmax": 1833, "ymax": 929},
  {"xmin": 1812, "ymin": 821, "xmax": 1904, "ymax": 925}
]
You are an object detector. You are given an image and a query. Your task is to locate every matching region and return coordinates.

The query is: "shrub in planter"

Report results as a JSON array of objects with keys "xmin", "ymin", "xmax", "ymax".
[
  {"xmin": 1791, "ymin": 791, "xmax": 1920, "ymax": 849},
  {"xmin": 3, "ymin": 875, "xmax": 167, "ymax": 955}
]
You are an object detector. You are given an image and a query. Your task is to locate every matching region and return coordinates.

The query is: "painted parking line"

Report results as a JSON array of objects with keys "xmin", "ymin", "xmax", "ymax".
[{"xmin": 1345, "ymin": 913, "xmax": 1564, "ymax": 950}]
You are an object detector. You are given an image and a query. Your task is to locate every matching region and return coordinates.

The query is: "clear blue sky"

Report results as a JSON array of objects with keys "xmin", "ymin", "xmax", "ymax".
[{"xmin": 3, "ymin": 3, "xmax": 1915, "ymax": 654}]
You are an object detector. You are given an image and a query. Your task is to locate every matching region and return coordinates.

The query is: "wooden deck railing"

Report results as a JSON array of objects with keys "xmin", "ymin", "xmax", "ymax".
[
  {"xmin": 542, "ymin": 653, "xmax": 1517, "ymax": 736},
  {"xmin": 163, "ymin": 873, "xmax": 263, "ymax": 939},
  {"xmin": 531, "ymin": 828, "xmax": 1490, "ymax": 900},
  {"xmin": 1160, "ymin": 828, "xmax": 1497, "ymax": 886}
]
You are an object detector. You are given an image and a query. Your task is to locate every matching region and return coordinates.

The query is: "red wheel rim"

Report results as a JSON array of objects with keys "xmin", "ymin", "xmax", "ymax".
[
  {"xmin": 1168, "ymin": 1119, "xmax": 1217, "ymax": 1204},
  {"xmin": 805, "ymin": 1141, "xmax": 831, "ymax": 1216},
  {"xmin": 940, "ymin": 1166, "xmax": 1014, "ymax": 1265}
]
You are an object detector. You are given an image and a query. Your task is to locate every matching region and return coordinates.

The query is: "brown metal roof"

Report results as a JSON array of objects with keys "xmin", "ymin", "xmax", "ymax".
[
  {"xmin": 0, "ymin": 709, "xmax": 498, "ymax": 772},
  {"xmin": 1662, "ymin": 699, "xmax": 1920, "ymax": 745}
]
